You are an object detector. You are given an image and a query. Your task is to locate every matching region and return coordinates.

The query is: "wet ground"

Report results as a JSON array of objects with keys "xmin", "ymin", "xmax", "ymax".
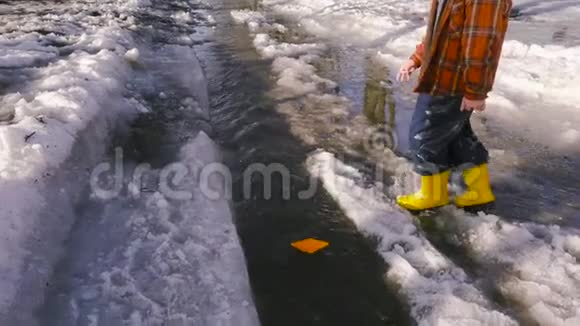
[
  {"xmin": 199, "ymin": 1, "xmax": 412, "ymax": 325},
  {"xmin": 37, "ymin": 0, "xmax": 411, "ymax": 325},
  {"xmin": 220, "ymin": 1, "xmax": 580, "ymax": 324},
  {"xmin": 2, "ymin": 0, "xmax": 577, "ymax": 324},
  {"xmin": 329, "ymin": 49, "xmax": 580, "ymax": 228}
]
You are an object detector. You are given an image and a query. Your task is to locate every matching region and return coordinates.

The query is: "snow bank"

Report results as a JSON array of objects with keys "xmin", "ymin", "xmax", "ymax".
[
  {"xmin": 231, "ymin": 10, "xmax": 287, "ymax": 34},
  {"xmin": 29, "ymin": 6, "xmax": 259, "ymax": 323},
  {"xmin": 0, "ymin": 0, "xmax": 146, "ymax": 321},
  {"xmin": 308, "ymin": 150, "xmax": 580, "ymax": 325},
  {"xmin": 307, "ymin": 151, "xmax": 516, "ymax": 326},
  {"xmin": 428, "ymin": 209, "xmax": 580, "ymax": 326},
  {"xmin": 0, "ymin": 43, "xmax": 133, "ymax": 178},
  {"xmin": 89, "ymin": 132, "xmax": 260, "ymax": 326},
  {"xmin": 169, "ymin": 132, "xmax": 260, "ymax": 326},
  {"xmin": 231, "ymin": 9, "xmax": 351, "ymax": 148},
  {"xmin": 488, "ymin": 41, "xmax": 580, "ymax": 148}
]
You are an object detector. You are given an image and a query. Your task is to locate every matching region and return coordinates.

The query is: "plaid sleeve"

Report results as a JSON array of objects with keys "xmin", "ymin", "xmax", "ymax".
[
  {"xmin": 410, "ymin": 38, "xmax": 425, "ymax": 67},
  {"xmin": 462, "ymin": 0, "xmax": 510, "ymax": 100}
]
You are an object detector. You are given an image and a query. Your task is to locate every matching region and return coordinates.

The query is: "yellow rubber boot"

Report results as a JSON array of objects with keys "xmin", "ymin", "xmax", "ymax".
[
  {"xmin": 454, "ymin": 164, "xmax": 496, "ymax": 208},
  {"xmin": 396, "ymin": 171, "xmax": 450, "ymax": 211}
]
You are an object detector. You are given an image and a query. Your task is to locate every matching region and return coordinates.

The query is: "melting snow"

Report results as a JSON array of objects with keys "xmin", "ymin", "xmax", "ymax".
[
  {"xmin": 233, "ymin": 4, "xmax": 580, "ymax": 325},
  {"xmin": 308, "ymin": 151, "xmax": 580, "ymax": 325},
  {"xmin": 0, "ymin": 1, "xmax": 142, "ymax": 319},
  {"xmin": 0, "ymin": 0, "xmax": 257, "ymax": 324},
  {"xmin": 307, "ymin": 151, "xmax": 517, "ymax": 326},
  {"xmin": 262, "ymin": 0, "xmax": 580, "ymax": 153}
]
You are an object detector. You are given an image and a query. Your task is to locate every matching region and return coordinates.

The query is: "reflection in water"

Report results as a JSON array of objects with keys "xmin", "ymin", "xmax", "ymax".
[
  {"xmin": 362, "ymin": 58, "xmax": 398, "ymax": 151},
  {"xmin": 203, "ymin": 3, "xmax": 413, "ymax": 325}
]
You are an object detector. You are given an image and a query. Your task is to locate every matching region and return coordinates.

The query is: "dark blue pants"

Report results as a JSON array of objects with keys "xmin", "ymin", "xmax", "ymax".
[{"xmin": 409, "ymin": 94, "xmax": 489, "ymax": 176}]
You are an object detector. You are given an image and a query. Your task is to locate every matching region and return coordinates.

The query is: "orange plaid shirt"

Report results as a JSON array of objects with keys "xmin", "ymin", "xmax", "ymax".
[{"xmin": 411, "ymin": 0, "xmax": 512, "ymax": 100}]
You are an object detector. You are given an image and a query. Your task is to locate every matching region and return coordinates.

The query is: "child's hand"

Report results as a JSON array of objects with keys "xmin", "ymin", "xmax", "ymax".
[
  {"xmin": 397, "ymin": 59, "xmax": 418, "ymax": 82},
  {"xmin": 461, "ymin": 98, "xmax": 486, "ymax": 112}
]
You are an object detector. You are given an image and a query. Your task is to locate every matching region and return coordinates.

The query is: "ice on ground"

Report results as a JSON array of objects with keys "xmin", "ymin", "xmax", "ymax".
[
  {"xmin": 253, "ymin": 33, "xmax": 326, "ymax": 59},
  {"xmin": 231, "ymin": 10, "xmax": 288, "ymax": 34},
  {"xmin": 309, "ymin": 150, "xmax": 580, "ymax": 325},
  {"xmin": 125, "ymin": 48, "xmax": 141, "ymax": 63},
  {"xmin": 238, "ymin": 5, "xmax": 580, "ymax": 325},
  {"xmin": 231, "ymin": 10, "xmax": 326, "ymax": 59},
  {"xmin": 30, "ymin": 1, "xmax": 260, "ymax": 317},
  {"xmin": 0, "ymin": 37, "xmax": 137, "ymax": 321},
  {"xmin": 0, "ymin": 45, "xmax": 59, "ymax": 69},
  {"xmin": 0, "ymin": 0, "xmax": 150, "ymax": 322},
  {"xmin": 307, "ymin": 151, "xmax": 517, "ymax": 326},
  {"xmin": 231, "ymin": 10, "xmax": 267, "ymax": 26},
  {"xmin": 271, "ymin": 56, "xmax": 338, "ymax": 96},
  {"xmin": 53, "ymin": 132, "xmax": 260, "ymax": 326},
  {"xmin": 262, "ymin": 0, "xmax": 429, "ymax": 46},
  {"xmin": 231, "ymin": 10, "xmax": 337, "ymax": 100},
  {"xmin": 120, "ymin": 0, "xmax": 152, "ymax": 11},
  {"xmin": 169, "ymin": 132, "xmax": 260, "ymax": 326},
  {"xmin": 511, "ymin": 0, "xmax": 580, "ymax": 23},
  {"xmin": 233, "ymin": 8, "xmax": 403, "ymax": 171},
  {"xmin": 173, "ymin": 11, "xmax": 193, "ymax": 23},
  {"xmin": 233, "ymin": 11, "xmax": 362, "ymax": 153},
  {"xmin": 427, "ymin": 208, "xmax": 580, "ymax": 326},
  {"xmin": 263, "ymin": 0, "xmax": 580, "ymax": 152}
]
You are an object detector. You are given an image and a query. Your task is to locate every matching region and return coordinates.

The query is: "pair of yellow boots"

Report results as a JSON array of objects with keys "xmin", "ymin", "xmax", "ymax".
[{"xmin": 397, "ymin": 164, "xmax": 495, "ymax": 211}]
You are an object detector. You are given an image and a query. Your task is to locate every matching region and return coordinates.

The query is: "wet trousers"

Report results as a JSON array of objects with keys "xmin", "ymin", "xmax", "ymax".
[{"xmin": 409, "ymin": 94, "xmax": 489, "ymax": 175}]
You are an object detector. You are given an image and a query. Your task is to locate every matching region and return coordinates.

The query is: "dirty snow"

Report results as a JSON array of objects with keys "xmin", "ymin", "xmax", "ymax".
[
  {"xmin": 44, "ymin": 132, "xmax": 260, "ymax": 326},
  {"xmin": 308, "ymin": 151, "xmax": 580, "ymax": 325},
  {"xmin": 233, "ymin": 3, "xmax": 580, "ymax": 325},
  {"xmin": 0, "ymin": 1, "xmax": 258, "ymax": 325},
  {"xmin": 432, "ymin": 210, "xmax": 580, "ymax": 326},
  {"xmin": 307, "ymin": 151, "xmax": 517, "ymax": 326},
  {"xmin": 233, "ymin": 11, "xmax": 513, "ymax": 325},
  {"xmin": 0, "ymin": 1, "xmax": 143, "ymax": 320},
  {"xmin": 230, "ymin": 9, "xmax": 350, "ymax": 147}
]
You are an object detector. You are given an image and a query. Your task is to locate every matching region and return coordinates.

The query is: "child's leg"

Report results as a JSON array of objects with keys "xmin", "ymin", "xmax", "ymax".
[
  {"xmin": 448, "ymin": 120, "xmax": 489, "ymax": 169},
  {"xmin": 409, "ymin": 94, "xmax": 471, "ymax": 176},
  {"xmin": 449, "ymin": 121, "xmax": 495, "ymax": 207}
]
